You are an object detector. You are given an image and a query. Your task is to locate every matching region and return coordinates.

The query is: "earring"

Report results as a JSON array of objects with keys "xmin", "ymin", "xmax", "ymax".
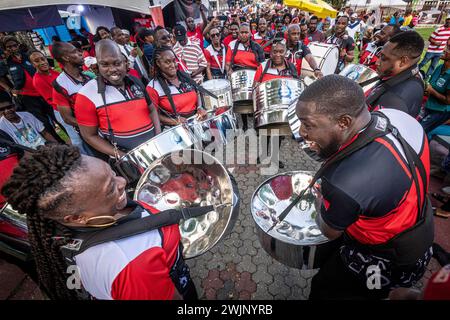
[{"xmin": 85, "ymin": 216, "xmax": 117, "ymax": 228}]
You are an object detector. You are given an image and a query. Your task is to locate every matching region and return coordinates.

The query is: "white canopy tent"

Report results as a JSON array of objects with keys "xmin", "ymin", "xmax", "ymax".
[
  {"xmin": 0, "ymin": 0, "xmax": 173, "ymax": 12},
  {"xmin": 347, "ymin": 0, "xmax": 409, "ymax": 8}
]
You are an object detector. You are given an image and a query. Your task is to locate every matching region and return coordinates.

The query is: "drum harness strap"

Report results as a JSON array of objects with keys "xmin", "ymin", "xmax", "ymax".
[
  {"xmin": 257, "ymin": 59, "xmax": 299, "ymax": 84},
  {"xmin": 267, "ymin": 112, "xmax": 433, "ymax": 264},
  {"xmin": 155, "ymin": 70, "xmax": 218, "ymax": 122},
  {"xmin": 57, "ymin": 203, "xmax": 219, "ymax": 299},
  {"xmin": 230, "ymin": 40, "xmax": 265, "ymax": 71},
  {"xmin": 366, "ymin": 64, "xmax": 424, "ymax": 111},
  {"xmin": 97, "ymin": 75, "xmax": 155, "ymax": 159}
]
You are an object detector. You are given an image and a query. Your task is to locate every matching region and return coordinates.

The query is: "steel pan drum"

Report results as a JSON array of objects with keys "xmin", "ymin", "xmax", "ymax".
[
  {"xmin": 301, "ymin": 43, "xmax": 339, "ymax": 78},
  {"xmin": 114, "ymin": 125, "xmax": 197, "ymax": 185},
  {"xmin": 254, "ymin": 78, "xmax": 304, "ymax": 136},
  {"xmin": 339, "ymin": 64, "xmax": 379, "ymax": 94},
  {"xmin": 230, "ymin": 69, "xmax": 256, "ymax": 114},
  {"xmin": 187, "ymin": 107, "xmax": 237, "ymax": 147},
  {"xmin": 201, "ymin": 79, "xmax": 233, "ymax": 110},
  {"xmin": 134, "ymin": 149, "xmax": 240, "ymax": 259},
  {"xmin": 251, "ymin": 171, "xmax": 329, "ymax": 269}
]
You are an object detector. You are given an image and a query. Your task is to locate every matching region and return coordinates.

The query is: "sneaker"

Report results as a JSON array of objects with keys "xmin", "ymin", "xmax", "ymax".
[
  {"xmin": 441, "ymin": 186, "xmax": 450, "ymax": 195},
  {"xmin": 435, "ymin": 208, "xmax": 450, "ymax": 218}
]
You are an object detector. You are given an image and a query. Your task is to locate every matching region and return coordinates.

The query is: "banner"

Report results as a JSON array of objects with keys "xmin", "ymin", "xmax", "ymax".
[{"xmin": 0, "ymin": 6, "xmax": 63, "ymax": 32}]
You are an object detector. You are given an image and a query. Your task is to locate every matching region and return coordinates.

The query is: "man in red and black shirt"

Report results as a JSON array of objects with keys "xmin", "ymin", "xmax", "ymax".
[
  {"xmin": 325, "ymin": 16, "xmax": 355, "ymax": 73},
  {"xmin": 295, "ymin": 75, "xmax": 433, "ymax": 300},
  {"xmin": 205, "ymin": 28, "xmax": 227, "ymax": 80},
  {"xmin": 286, "ymin": 24, "xmax": 322, "ymax": 78},
  {"xmin": 223, "ymin": 22, "xmax": 239, "ymax": 50},
  {"xmin": 225, "ymin": 23, "xmax": 265, "ymax": 75},
  {"xmin": 253, "ymin": 18, "xmax": 274, "ymax": 58},
  {"xmin": 75, "ymin": 40, "xmax": 161, "ymax": 159},
  {"xmin": 359, "ymin": 24, "xmax": 400, "ymax": 71}
]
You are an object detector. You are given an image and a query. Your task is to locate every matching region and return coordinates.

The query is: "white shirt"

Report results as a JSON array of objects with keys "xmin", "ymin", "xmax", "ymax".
[{"xmin": 0, "ymin": 112, "xmax": 45, "ymax": 149}]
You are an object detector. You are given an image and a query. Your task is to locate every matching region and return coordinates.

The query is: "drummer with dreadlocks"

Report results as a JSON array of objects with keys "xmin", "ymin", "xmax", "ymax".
[
  {"xmin": 225, "ymin": 23, "xmax": 265, "ymax": 131},
  {"xmin": 147, "ymin": 46, "xmax": 208, "ymax": 127},
  {"xmin": 74, "ymin": 39, "xmax": 161, "ymax": 159},
  {"xmin": 1, "ymin": 144, "xmax": 199, "ymax": 300},
  {"xmin": 286, "ymin": 24, "xmax": 323, "ymax": 79}
]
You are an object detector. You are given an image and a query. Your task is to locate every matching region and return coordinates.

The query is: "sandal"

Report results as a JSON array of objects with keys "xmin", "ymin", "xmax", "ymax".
[
  {"xmin": 432, "ymin": 192, "xmax": 448, "ymax": 203},
  {"xmin": 435, "ymin": 208, "xmax": 450, "ymax": 219}
]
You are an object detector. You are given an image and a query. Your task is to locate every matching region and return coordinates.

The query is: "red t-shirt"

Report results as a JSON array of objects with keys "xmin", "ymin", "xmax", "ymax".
[
  {"xmin": 226, "ymin": 40, "xmax": 260, "ymax": 70},
  {"xmin": 33, "ymin": 69, "xmax": 60, "ymax": 111},
  {"xmin": 75, "ymin": 78, "xmax": 155, "ymax": 151},
  {"xmin": 204, "ymin": 44, "xmax": 226, "ymax": 73},
  {"xmin": 253, "ymin": 60, "xmax": 295, "ymax": 84},
  {"xmin": 223, "ymin": 35, "xmax": 237, "ymax": 49},
  {"xmin": 187, "ymin": 26, "xmax": 204, "ymax": 49},
  {"xmin": 147, "ymin": 78, "xmax": 198, "ymax": 118},
  {"xmin": 74, "ymin": 202, "xmax": 180, "ymax": 300},
  {"xmin": 0, "ymin": 154, "xmax": 19, "ymax": 207},
  {"xmin": 359, "ymin": 43, "xmax": 380, "ymax": 71}
]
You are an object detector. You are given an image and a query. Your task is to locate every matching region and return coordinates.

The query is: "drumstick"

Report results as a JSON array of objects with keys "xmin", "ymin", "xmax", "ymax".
[{"xmin": 267, "ymin": 178, "xmax": 317, "ymax": 232}]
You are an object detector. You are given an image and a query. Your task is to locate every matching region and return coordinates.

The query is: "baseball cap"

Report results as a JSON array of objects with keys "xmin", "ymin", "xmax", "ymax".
[
  {"xmin": 84, "ymin": 56, "xmax": 97, "ymax": 68},
  {"xmin": 174, "ymin": 24, "xmax": 187, "ymax": 42},
  {"xmin": 351, "ymin": 13, "xmax": 358, "ymax": 18}
]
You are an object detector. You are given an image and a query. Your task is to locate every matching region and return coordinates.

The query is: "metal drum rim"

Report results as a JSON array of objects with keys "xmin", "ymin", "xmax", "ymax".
[
  {"xmin": 133, "ymin": 149, "xmax": 238, "ymax": 258},
  {"xmin": 251, "ymin": 170, "xmax": 330, "ymax": 246},
  {"xmin": 117, "ymin": 125, "xmax": 194, "ymax": 163}
]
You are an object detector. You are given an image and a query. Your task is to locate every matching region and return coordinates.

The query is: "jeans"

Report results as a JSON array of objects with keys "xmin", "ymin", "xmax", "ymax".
[
  {"xmin": 420, "ymin": 109, "xmax": 450, "ymax": 133},
  {"xmin": 54, "ymin": 111, "xmax": 93, "ymax": 156},
  {"xmin": 419, "ymin": 52, "xmax": 443, "ymax": 77}
]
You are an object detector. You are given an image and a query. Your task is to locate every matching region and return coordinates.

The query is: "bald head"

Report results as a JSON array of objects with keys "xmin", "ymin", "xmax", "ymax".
[
  {"xmin": 96, "ymin": 39, "xmax": 122, "ymax": 58},
  {"xmin": 95, "ymin": 39, "xmax": 127, "ymax": 86}
]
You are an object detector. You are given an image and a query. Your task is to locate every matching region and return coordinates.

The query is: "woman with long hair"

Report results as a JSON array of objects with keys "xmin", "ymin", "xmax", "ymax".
[
  {"xmin": 2, "ymin": 144, "xmax": 198, "ymax": 300},
  {"xmin": 146, "ymin": 46, "xmax": 207, "ymax": 127}
]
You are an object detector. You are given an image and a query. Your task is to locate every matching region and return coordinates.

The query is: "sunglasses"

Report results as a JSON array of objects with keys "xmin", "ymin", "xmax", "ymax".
[
  {"xmin": 210, "ymin": 33, "xmax": 220, "ymax": 37},
  {"xmin": 160, "ymin": 35, "xmax": 172, "ymax": 41},
  {"xmin": 0, "ymin": 104, "xmax": 14, "ymax": 112}
]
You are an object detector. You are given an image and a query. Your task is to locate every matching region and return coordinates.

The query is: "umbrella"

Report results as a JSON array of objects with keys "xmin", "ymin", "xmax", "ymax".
[{"xmin": 283, "ymin": 0, "xmax": 338, "ymax": 19}]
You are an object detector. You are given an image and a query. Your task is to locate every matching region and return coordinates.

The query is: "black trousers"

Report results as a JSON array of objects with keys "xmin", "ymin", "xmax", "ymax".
[
  {"xmin": 16, "ymin": 95, "xmax": 65, "ymax": 143},
  {"xmin": 309, "ymin": 238, "xmax": 391, "ymax": 300}
]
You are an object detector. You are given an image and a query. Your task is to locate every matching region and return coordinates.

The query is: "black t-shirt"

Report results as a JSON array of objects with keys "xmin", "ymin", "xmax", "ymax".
[{"xmin": 367, "ymin": 76, "xmax": 424, "ymax": 118}]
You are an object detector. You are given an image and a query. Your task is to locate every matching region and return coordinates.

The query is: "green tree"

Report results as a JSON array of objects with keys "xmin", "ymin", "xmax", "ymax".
[{"xmin": 324, "ymin": 0, "xmax": 347, "ymax": 9}]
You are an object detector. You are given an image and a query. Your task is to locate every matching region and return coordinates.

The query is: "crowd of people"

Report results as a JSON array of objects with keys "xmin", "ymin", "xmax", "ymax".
[{"xmin": 0, "ymin": 1, "xmax": 449, "ymax": 301}]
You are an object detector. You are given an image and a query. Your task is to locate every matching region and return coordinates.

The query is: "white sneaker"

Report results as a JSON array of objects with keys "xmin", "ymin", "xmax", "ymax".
[{"xmin": 441, "ymin": 186, "xmax": 450, "ymax": 195}]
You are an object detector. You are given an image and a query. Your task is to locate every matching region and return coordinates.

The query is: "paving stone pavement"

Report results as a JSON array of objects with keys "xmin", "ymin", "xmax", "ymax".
[{"xmin": 186, "ymin": 122, "xmax": 440, "ymax": 300}]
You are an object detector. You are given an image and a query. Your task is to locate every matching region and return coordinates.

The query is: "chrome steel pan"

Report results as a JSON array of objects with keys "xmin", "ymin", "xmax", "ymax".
[
  {"xmin": 251, "ymin": 171, "xmax": 329, "ymax": 269},
  {"xmin": 339, "ymin": 63, "xmax": 379, "ymax": 94},
  {"xmin": 201, "ymin": 79, "xmax": 233, "ymax": 111},
  {"xmin": 134, "ymin": 149, "xmax": 240, "ymax": 259},
  {"xmin": 114, "ymin": 125, "xmax": 197, "ymax": 185},
  {"xmin": 254, "ymin": 78, "xmax": 304, "ymax": 135},
  {"xmin": 187, "ymin": 107, "xmax": 238, "ymax": 147},
  {"xmin": 230, "ymin": 69, "xmax": 256, "ymax": 114}
]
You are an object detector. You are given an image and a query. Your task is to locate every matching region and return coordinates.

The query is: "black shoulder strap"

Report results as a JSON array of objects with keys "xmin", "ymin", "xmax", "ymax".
[
  {"xmin": 230, "ymin": 40, "xmax": 240, "ymax": 70},
  {"xmin": 156, "ymin": 75, "xmax": 179, "ymax": 117},
  {"xmin": 258, "ymin": 60, "xmax": 271, "ymax": 83},
  {"xmin": 126, "ymin": 75, "xmax": 154, "ymax": 111},
  {"xmin": 272, "ymin": 112, "xmax": 429, "ymax": 229},
  {"xmin": 287, "ymin": 60, "xmax": 299, "ymax": 79},
  {"xmin": 52, "ymin": 79, "xmax": 71, "ymax": 104},
  {"xmin": 177, "ymin": 71, "xmax": 218, "ymax": 99},
  {"xmin": 61, "ymin": 205, "xmax": 214, "ymax": 258},
  {"xmin": 367, "ymin": 66, "xmax": 423, "ymax": 108},
  {"xmin": 96, "ymin": 76, "xmax": 117, "ymax": 146}
]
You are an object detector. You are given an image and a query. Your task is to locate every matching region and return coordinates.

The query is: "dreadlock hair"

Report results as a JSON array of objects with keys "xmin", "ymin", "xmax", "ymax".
[{"xmin": 1, "ymin": 144, "xmax": 86, "ymax": 300}]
